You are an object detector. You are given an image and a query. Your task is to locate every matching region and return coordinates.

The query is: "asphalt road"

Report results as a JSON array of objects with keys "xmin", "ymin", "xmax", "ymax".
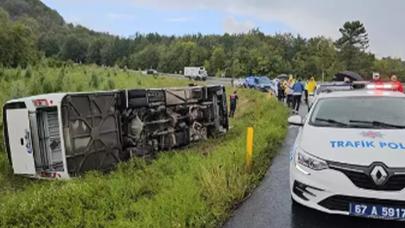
[
  {"xmin": 224, "ymin": 114, "xmax": 405, "ymax": 228},
  {"xmin": 161, "ymin": 72, "xmax": 233, "ymax": 86}
]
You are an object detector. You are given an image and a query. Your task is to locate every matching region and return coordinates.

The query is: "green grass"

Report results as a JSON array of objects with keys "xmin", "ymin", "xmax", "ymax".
[
  {"xmin": 0, "ymin": 64, "xmax": 190, "ymax": 157},
  {"xmin": 0, "ymin": 64, "xmax": 288, "ymax": 227}
]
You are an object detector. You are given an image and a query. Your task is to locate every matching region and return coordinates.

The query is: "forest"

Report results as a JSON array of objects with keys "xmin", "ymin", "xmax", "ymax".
[{"xmin": 1, "ymin": 0, "xmax": 405, "ymax": 80}]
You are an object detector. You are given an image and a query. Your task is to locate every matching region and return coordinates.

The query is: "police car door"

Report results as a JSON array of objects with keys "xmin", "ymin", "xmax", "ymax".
[{"xmin": 6, "ymin": 108, "xmax": 36, "ymax": 174}]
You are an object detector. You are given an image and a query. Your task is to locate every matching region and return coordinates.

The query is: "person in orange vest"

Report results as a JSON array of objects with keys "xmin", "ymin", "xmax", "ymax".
[{"xmin": 391, "ymin": 75, "xmax": 404, "ymax": 93}]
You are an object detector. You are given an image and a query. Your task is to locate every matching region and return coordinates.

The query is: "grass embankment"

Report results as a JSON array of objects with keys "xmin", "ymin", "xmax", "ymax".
[{"xmin": 0, "ymin": 65, "xmax": 288, "ymax": 227}]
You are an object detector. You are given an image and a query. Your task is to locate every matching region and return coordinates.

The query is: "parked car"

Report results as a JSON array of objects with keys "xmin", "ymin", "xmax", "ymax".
[
  {"xmin": 233, "ymin": 78, "xmax": 246, "ymax": 87},
  {"xmin": 142, "ymin": 69, "xmax": 158, "ymax": 75},
  {"xmin": 243, "ymin": 76, "xmax": 277, "ymax": 93},
  {"xmin": 289, "ymin": 82, "xmax": 405, "ymax": 221}
]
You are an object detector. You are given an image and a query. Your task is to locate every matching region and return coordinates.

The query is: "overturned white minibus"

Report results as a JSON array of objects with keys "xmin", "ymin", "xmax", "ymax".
[{"xmin": 3, "ymin": 85, "xmax": 228, "ymax": 179}]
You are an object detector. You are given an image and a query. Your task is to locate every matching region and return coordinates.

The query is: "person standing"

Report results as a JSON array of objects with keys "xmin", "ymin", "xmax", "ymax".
[
  {"xmin": 285, "ymin": 76, "xmax": 295, "ymax": 108},
  {"xmin": 391, "ymin": 75, "xmax": 404, "ymax": 92},
  {"xmin": 277, "ymin": 80, "xmax": 285, "ymax": 102},
  {"xmin": 229, "ymin": 91, "xmax": 239, "ymax": 118},
  {"xmin": 306, "ymin": 77, "xmax": 317, "ymax": 95},
  {"xmin": 292, "ymin": 79, "xmax": 304, "ymax": 112},
  {"xmin": 306, "ymin": 77, "xmax": 317, "ymax": 110},
  {"xmin": 303, "ymin": 79, "xmax": 309, "ymax": 106},
  {"xmin": 371, "ymin": 72, "xmax": 383, "ymax": 85}
]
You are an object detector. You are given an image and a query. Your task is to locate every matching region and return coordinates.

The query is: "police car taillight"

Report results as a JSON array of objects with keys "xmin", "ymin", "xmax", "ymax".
[{"xmin": 33, "ymin": 99, "xmax": 52, "ymax": 107}]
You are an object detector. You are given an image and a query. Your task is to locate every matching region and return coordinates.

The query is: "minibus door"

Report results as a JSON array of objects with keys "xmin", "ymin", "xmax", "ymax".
[{"xmin": 6, "ymin": 108, "xmax": 36, "ymax": 174}]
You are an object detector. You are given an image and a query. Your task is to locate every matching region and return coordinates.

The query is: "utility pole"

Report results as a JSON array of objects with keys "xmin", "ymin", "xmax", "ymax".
[{"xmin": 322, "ymin": 70, "xmax": 325, "ymax": 82}]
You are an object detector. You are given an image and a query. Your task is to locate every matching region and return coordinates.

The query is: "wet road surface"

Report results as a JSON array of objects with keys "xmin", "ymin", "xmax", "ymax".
[{"xmin": 224, "ymin": 126, "xmax": 405, "ymax": 228}]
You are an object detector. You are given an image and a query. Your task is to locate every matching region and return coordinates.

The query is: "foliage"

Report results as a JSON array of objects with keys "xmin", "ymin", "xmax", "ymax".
[
  {"xmin": 373, "ymin": 57, "xmax": 405, "ymax": 77},
  {"xmin": 335, "ymin": 21, "xmax": 373, "ymax": 75},
  {"xmin": 1, "ymin": 1, "xmax": 405, "ymax": 80},
  {"xmin": 0, "ymin": 8, "xmax": 38, "ymax": 68},
  {"xmin": 0, "ymin": 64, "xmax": 191, "ymax": 169},
  {"xmin": 336, "ymin": 21, "xmax": 369, "ymax": 50},
  {"xmin": 60, "ymin": 35, "xmax": 89, "ymax": 63},
  {"xmin": 208, "ymin": 46, "xmax": 226, "ymax": 76}
]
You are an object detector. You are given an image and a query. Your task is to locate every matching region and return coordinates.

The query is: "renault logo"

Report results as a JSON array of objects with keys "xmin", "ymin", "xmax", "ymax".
[{"xmin": 370, "ymin": 165, "xmax": 388, "ymax": 186}]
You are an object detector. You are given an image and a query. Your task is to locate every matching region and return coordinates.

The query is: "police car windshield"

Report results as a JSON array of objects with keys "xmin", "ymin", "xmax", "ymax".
[{"xmin": 310, "ymin": 97, "xmax": 405, "ymax": 129}]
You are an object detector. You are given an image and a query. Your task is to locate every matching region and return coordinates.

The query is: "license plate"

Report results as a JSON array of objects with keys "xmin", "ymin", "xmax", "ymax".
[{"xmin": 349, "ymin": 203, "xmax": 405, "ymax": 220}]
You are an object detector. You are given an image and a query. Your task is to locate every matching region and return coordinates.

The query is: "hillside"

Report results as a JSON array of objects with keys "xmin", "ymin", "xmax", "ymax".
[
  {"xmin": 1, "ymin": 0, "xmax": 405, "ymax": 80},
  {"xmin": 0, "ymin": 0, "xmax": 64, "ymax": 28}
]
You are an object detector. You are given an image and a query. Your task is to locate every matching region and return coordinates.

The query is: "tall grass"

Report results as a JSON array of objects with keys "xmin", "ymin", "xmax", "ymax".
[
  {"xmin": 0, "ymin": 64, "xmax": 189, "ymax": 150},
  {"xmin": 0, "ymin": 64, "xmax": 288, "ymax": 227}
]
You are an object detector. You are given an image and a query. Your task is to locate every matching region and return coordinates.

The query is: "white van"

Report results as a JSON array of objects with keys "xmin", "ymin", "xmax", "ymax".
[{"xmin": 184, "ymin": 67, "xmax": 208, "ymax": 81}]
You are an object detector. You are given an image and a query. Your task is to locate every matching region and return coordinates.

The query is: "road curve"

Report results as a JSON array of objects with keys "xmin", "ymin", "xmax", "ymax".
[{"xmin": 224, "ymin": 126, "xmax": 404, "ymax": 228}]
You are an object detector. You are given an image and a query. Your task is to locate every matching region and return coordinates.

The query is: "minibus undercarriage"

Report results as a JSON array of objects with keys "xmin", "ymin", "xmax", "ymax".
[{"xmin": 3, "ymin": 85, "xmax": 228, "ymax": 178}]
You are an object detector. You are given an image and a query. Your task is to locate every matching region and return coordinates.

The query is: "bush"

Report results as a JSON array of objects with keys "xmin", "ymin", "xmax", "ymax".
[
  {"xmin": 9, "ymin": 80, "xmax": 26, "ymax": 98},
  {"xmin": 105, "ymin": 78, "xmax": 115, "ymax": 90},
  {"xmin": 88, "ymin": 72, "xmax": 100, "ymax": 88},
  {"xmin": 0, "ymin": 66, "xmax": 4, "ymax": 80},
  {"xmin": 53, "ymin": 68, "xmax": 65, "ymax": 92},
  {"xmin": 15, "ymin": 66, "xmax": 22, "ymax": 79},
  {"xmin": 24, "ymin": 65, "xmax": 33, "ymax": 79}
]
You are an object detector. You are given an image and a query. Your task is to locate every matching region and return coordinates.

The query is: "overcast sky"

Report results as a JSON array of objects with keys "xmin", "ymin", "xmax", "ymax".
[{"xmin": 42, "ymin": 0, "xmax": 405, "ymax": 59}]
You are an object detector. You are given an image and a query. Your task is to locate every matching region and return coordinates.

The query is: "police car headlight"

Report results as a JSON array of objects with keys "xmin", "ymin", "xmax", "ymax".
[{"xmin": 296, "ymin": 150, "xmax": 328, "ymax": 171}]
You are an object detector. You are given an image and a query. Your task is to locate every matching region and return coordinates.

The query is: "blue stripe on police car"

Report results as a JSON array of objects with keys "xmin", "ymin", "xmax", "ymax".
[{"xmin": 330, "ymin": 140, "xmax": 405, "ymax": 150}]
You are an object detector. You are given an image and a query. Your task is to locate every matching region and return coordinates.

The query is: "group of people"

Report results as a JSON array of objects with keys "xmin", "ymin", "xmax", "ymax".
[
  {"xmin": 370, "ymin": 72, "xmax": 404, "ymax": 92},
  {"xmin": 229, "ymin": 73, "xmax": 403, "ymax": 118},
  {"xmin": 277, "ymin": 76, "xmax": 317, "ymax": 113},
  {"xmin": 276, "ymin": 73, "xmax": 404, "ymax": 113}
]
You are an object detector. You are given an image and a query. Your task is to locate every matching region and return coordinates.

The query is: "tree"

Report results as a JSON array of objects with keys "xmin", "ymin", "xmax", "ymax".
[
  {"xmin": 0, "ymin": 9, "xmax": 38, "ymax": 67},
  {"xmin": 60, "ymin": 35, "xmax": 89, "ymax": 63},
  {"xmin": 373, "ymin": 57, "xmax": 405, "ymax": 80},
  {"xmin": 128, "ymin": 44, "xmax": 161, "ymax": 70},
  {"xmin": 305, "ymin": 37, "xmax": 342, "ymax": 80},
  {"xmin": 158, "ymin": 41, "xmax": 198, "ymax": 73},
  {"xmin": 5, "ymin": 0, "xmax": 405, "ymax": 82},
  {"xmin": 336, "ymin": 21, "xmax": 369, "ymax": 50},
  {"xmin": 335, "ymin": 21, "xmax": 372, "ymax": 73},
  {"xmin": 38, "ymin": 33, "xmax": 61, "ymax": 57},
  {"xmin": 229, "ymin": 59, "xmax": 246, "ymax": 77},
  {"xmin": 208, "ymin": 46, "xmax": 226, "ymax": 76},
  {"xmin": 88, "ymin": 38, "xmax": 107, "ymax": 65}
]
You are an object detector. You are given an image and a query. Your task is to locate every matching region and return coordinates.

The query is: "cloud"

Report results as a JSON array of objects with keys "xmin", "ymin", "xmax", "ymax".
[
  {"xmin": 107, "ymin": 13, "xmax": 135, "ymax": 20},
  {"xmin": 166, "ymin": 17, "xmax": 191, "ymax": 23},
  {"xmin": 129, "ymin": 0, "xmax": 405, "ymax": 58},
  {"xmin": 223, "ymin": 17, "xmax": 255, "ymax": 34},
  {"xmin": 42, "ymin": 0, "xmax": 405, "ymax": 58}
]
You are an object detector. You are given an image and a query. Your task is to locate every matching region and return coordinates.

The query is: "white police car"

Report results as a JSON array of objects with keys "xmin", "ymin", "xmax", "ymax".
[{"xmin": 289, "ymin": 84, "xmax": 405, "ymax": 221}]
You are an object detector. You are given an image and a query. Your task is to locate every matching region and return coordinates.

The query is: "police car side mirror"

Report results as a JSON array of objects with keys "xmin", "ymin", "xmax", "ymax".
[{"xmin": 288, "ymin": 115, "xmax": 303, "ymax": 126}]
